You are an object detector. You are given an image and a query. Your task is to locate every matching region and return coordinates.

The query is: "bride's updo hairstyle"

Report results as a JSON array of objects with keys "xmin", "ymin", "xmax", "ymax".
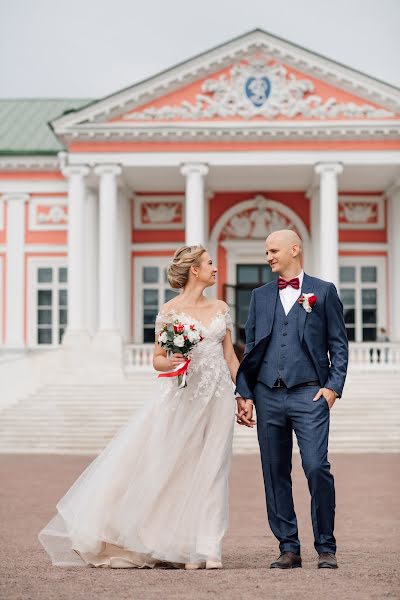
[{"xmin": 167, "ymin": 245, "xmax": 207, "ymax": 289}]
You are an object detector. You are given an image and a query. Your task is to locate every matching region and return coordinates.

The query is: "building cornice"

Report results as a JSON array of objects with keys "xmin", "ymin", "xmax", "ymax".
[
  {"xmin": 57, "ymin": 119, "xmax": 400, "ymax": 145},
  {"xmin": 0, "ymin": 156, "xmax": 60, "ymax": 172}
]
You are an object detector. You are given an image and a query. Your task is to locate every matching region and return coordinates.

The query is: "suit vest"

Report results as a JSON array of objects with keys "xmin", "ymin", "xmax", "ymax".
[{"xmin": 257, "ymin": 295, "xmax": 319, "ymax": 388}]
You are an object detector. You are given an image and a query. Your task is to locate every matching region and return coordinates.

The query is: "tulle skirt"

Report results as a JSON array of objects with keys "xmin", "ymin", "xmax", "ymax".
[{"xmin": 38, "ymin": 376, "xmax": 235, "ymax": 567}]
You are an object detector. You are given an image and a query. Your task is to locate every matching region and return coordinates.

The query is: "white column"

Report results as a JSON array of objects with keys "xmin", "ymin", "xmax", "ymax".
[
  {"xmin": 94, "ymin": 164, "xmax": 122, "ymax": 332},
  {"xmin": 314, "ymin": 163, "xmax": 343, "ymax": 288},
  {"xmin": 4, "ymin": 193, "xmax": 29, "ymax": 348},
  {"xmin": 62, "ymin": 165, "xmax": 90, "ymax": 343},
  {"xmin": 180, "ymin": 163, "xmax": 209, "ymax": 246},
  {"xmin": 85, "ymin": 188, "xmax": 99, "ymax": 337},
  {"xmin": 307, "ymin": 186, "xmax": 321, "ymax": 277},
  {"xmin": 387, "ymin": 184, "xmax": 400, "ymax": 341}
]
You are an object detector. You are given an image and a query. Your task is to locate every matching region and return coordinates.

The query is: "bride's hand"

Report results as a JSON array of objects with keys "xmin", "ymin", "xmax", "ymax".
[
  {"xmin": 236, "ymin": 398, "xmax": 256, "ymax": 428},
  {"xmin": 169, "ymin": 353, "xmax": 187, "ymax": 369}
]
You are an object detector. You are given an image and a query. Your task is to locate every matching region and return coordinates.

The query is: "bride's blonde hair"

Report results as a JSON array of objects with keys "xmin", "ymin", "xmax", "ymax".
[{"xmin": 167, "ymin": 245, "xmax": 207, "ymax": 289}]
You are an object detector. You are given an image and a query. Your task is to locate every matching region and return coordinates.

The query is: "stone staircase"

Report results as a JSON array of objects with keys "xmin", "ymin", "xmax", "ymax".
[{"xmin": 0, "ymin": 370, "xmax": 399, "ymax": 454}]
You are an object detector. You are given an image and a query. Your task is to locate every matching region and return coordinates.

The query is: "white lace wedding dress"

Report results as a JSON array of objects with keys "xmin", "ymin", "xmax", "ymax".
[{"xmin": 38, "ymin": 307, "xmax": 236, "ymax": 567}]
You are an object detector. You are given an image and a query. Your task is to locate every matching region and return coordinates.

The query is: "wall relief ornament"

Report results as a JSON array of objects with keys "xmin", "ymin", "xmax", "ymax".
[
  {"xmin": 221, "ymin": 196, "xmax": 298, "ymax": 240},
  {"xmin": 134, "ymin": 196, "xmax": 184, "ymax": 230},
  {"xmin": 28, "ymin": 198, "xmax": 69, "ymax": 231},
  {"xmin": 125, "ymin": 56, "xmax": 394, "ymax": 121},
  {"xmin": 338, "ymin": 196, "xmax": 384, "ymax": 230}
]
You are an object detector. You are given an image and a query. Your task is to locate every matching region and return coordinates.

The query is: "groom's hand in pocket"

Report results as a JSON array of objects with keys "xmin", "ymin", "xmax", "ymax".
[{"xmin": 313, "ymin": 387, "xmax": 338, "ymax": 409}]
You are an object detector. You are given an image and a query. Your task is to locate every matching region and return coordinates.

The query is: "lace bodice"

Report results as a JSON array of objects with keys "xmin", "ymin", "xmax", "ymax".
[{"xmin": 155, "ymin": 306, "xmax": 234, "ymax": 403}]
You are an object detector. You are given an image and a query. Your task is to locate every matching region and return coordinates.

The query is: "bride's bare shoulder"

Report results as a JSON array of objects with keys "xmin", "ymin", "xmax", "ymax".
[
  {"xmin": 215, "ymin": 299, "xmax": 229, "ymax": 313},
  {"xmin": 159, "ymin": 298, "xmax": 180, "ymax": 315}
]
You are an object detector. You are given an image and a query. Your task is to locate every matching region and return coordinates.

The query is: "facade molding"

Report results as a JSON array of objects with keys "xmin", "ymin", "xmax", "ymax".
[
  {"xmin": 57, "ymin": 121, "xmax": 400, "ymax": 144},
  {"xmin": 339, "ymin": 243, "xmax": 388, "ymax": 252},
  {"xmin": 0, "ymin": 181, "xmax": 67, "ymax": 194},
  {"xmin": 0, "ymin": 156, "xmax": 60, "ymax": 172},
  {"xmin": 51, "ymin": 30, "xmax": 400, "ymax": 135},
  {"xmin": 66, "ymin": 150, "xmax": 400, "ymax": 168}
]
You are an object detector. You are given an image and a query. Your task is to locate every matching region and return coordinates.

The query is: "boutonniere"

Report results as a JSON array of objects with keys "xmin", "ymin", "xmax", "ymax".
[{"xmin": 298, "ymin": 293, "xmax": 317, "ymax": 313}]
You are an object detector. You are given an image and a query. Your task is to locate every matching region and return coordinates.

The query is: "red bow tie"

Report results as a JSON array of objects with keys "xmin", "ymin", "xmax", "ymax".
[{"xmin": 278, "ymin": 277, "xmax": 300, "ymax": 290}]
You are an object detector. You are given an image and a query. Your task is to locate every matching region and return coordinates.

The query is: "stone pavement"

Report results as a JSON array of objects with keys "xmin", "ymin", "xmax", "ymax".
[{"xmin": 0, "ymin": 453, "xmax": 399, "ymax": 600}]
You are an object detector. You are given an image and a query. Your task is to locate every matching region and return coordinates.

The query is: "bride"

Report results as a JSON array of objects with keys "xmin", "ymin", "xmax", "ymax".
[{"xmin": 38, "ymin": 244, "xmax": 255, "ymax": 570}]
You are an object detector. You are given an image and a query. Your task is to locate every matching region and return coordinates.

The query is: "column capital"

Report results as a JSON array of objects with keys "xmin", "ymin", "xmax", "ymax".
[
  {"xmin": 180, "ymin": 163, "xmax": 209, "ymax": 177},
  {"xmin": 1, "ymin": 193, "xmax": 30, "ymax": 203},
  {"xmin": 62, "ymin": 164, "xmax": 90, "ymax": 178},
  {"xmin": 314, "ymin": 162, "xmax": 343, "ymax": 176},
  {"xmin": 94, "ymin": 164, "xmax": 122, "ymax": 177}
]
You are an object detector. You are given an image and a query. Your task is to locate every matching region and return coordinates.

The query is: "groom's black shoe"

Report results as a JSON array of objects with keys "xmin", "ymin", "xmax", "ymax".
[
  {"xmin": 270, "ymin": 552, "xmax": 302, "ymax": 569},
  {"xmin": 318, "ymin": 553, "xmax": 338, "ymax": 569}
]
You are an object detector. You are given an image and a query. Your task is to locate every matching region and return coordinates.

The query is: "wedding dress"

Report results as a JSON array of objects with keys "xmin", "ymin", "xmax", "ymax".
[{"xmin": 38, "ymin": 307, "xmax": 236, "ymax": 567}]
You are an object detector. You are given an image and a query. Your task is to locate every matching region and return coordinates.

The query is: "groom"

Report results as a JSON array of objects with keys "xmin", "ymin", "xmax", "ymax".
[{"xmin": 235, "ymin": 229, "xmax": 348, "ymax": 570}]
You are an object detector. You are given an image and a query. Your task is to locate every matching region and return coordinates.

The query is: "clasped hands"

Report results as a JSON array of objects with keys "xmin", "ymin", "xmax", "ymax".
[{"xmin": 236, "ymin": 397, "xmax": 256, "ymax": 428}]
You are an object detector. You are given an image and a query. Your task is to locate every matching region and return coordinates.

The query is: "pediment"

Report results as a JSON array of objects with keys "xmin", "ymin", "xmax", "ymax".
[
  {"xmin": 113, "ymin": 56, "xmax": 396, "ymax": 122},
  {"xmin": 51, "ymin": 29, "xmax": 400, "ymax": 142}
]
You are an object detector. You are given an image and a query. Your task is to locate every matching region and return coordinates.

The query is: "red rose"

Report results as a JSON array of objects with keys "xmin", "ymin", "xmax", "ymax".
[{"xmin": 308, "ymin": 295, "xmax": 317, "ymax": 307}]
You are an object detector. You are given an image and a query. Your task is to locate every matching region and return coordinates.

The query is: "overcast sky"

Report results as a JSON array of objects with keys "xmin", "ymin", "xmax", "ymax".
[{"xmin": 0, "ymin": 0, "xmax": 399, "ymax": 99}]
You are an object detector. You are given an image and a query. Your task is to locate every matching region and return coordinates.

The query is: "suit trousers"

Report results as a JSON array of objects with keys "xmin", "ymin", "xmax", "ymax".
[{"xmin": 255, "ymin": 381, "xmax": 336, "ymax": 555}]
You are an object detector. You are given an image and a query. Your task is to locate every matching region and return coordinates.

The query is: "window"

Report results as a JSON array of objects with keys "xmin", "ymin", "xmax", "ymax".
[
  {"xmin": 339, "ymin": 258, "xmax": 384, "ymax": 343},
  {"xmin": 135, "ymin": 258, "xmax": 178, "ymax": 343},
  {"xmin": 29, "ymin": 261, "xmax": 68, "ymax": 346}
]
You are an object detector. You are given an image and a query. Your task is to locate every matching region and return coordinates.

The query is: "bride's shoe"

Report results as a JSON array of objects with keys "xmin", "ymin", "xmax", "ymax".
[
  {"xmin": 206, "ymin": 558, "xmax": 223, "ymax": 569},
  {"xmin": 185, "ymin": 562, "xmax": 206, "ymax": 570}
]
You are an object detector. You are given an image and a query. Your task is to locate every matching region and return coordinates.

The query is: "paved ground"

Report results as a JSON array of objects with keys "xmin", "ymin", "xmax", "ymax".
[{"xmin": 0, "ymin": 453, "xmax": 399, "ymax": 600}]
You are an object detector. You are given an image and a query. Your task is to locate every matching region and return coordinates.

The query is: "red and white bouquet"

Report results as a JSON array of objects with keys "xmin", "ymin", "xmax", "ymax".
[{"xmin": 157, "ymin": 319, "xmax": 203, "ymax": 388}]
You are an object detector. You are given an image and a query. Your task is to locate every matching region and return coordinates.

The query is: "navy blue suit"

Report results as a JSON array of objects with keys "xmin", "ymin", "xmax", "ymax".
[{"xmin": 236, "ymin": 273, "xmax": 348, "ymax": 555}]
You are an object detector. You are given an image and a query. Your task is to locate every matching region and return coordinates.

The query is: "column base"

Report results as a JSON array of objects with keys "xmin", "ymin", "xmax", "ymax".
[{"xmin": 91, "ymin": 330, "xmax": 123, "ymax": 370}]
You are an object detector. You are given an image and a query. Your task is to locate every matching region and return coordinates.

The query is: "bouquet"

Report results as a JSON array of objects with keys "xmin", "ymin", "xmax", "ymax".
[{"xmin": 157, "ymin": 319, "xmax": 203, "ymax": 388}]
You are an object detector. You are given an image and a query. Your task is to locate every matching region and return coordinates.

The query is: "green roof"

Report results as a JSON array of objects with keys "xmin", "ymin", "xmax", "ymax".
[{"xmin": 0, "ymin": 99, "xmax": 92, "ymax": 155}]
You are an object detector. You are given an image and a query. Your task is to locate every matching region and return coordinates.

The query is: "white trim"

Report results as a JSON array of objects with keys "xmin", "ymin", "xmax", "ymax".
[
  {"xmin": 27, "ymin": 256, "xmax": 68, "ymax": 348},
  {"xmin": 0, "ymin": 156, "xmax": 60, "ymax": 171},
  {"xmin": 0, "ymin": 181, "xmax": 67, "ymax": 194},
  {"xmin": 133, "ymin": 195, "xmax": 184, "ymax": 230},
  {"xmin": 339, "ymin": 195, "xmax": 384, "ymax": 230},
  {"xmin": 339, "ymin": 255, "xmax": 386, "ymax": 343},
  {"xmin": 67, "ymin": 150, "xmax": 400, "ymax": 168},
  {"xmin": 55, "ymin": 122, "xmax": 400, "ymax": 145},
  {"xmin": 339, "ymin": 243, "xmax": 388, "ymax": 252},
  {"xmin": 28, "ymin": 196, "xmax": 68, "ymax": 231},
  {"xmin": 24, "ymin": 245, "xmax": 67, "ymax": 253}
]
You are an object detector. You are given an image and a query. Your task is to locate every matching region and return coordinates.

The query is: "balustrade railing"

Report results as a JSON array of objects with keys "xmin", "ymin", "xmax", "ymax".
[{"xmin": 124, "ymin": 342, "xmax": 400, "ymax": 371}]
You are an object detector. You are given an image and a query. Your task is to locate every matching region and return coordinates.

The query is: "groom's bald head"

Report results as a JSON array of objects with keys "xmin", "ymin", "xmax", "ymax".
[
  {"xmin": 265, "ymin": 229, "xmax": 303, "ymax": 277},
  {"xmin": 267, "ymin": 229, "xmax": 302, "ymax": 250}
]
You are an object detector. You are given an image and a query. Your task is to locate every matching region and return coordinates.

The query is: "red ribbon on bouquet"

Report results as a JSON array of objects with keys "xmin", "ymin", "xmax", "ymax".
[{"xmin": 158, "ymin": 357, "xmax": 192, "ymax": 388}]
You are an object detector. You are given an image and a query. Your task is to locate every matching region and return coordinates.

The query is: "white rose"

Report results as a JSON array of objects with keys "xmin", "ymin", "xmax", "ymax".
[
  {"xmin": 187, "ymin": 329, "xmax": 200, "ymax": 343},
  {"xmin": 159, "ymin": 331, "xmax": 168, "ymax": 343},
  {"xmin": 174, "ymin": 334, "xmax": 185, "ymax": 347}
]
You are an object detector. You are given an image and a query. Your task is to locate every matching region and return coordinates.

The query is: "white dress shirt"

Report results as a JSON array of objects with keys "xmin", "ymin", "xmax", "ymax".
[{"xmin": 279, "ymin": 270, "xmax": 304, "ymax": 316}]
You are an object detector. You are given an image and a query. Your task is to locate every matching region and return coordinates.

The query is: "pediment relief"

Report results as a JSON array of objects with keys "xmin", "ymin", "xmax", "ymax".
[{"xmin": 122, "ymin": 56, "xmax": 394, "ymax": 122}]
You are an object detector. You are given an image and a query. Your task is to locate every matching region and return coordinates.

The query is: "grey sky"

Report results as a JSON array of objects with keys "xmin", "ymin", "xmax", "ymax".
[{"xmin": 0, "ymin": 0, "xmax": 399, "ymax": 99}]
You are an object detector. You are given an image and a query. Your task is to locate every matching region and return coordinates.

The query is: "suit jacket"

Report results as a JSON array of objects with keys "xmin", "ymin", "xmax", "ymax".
[{"xmin": 235, "ymin": 273, "xmax": 349, "ymax": 402}]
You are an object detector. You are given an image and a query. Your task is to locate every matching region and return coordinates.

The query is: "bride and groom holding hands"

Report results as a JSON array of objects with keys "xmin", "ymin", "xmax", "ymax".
[{"xmin": 39, "ymin": 229, "xmax": 348, "ymax": 571}]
